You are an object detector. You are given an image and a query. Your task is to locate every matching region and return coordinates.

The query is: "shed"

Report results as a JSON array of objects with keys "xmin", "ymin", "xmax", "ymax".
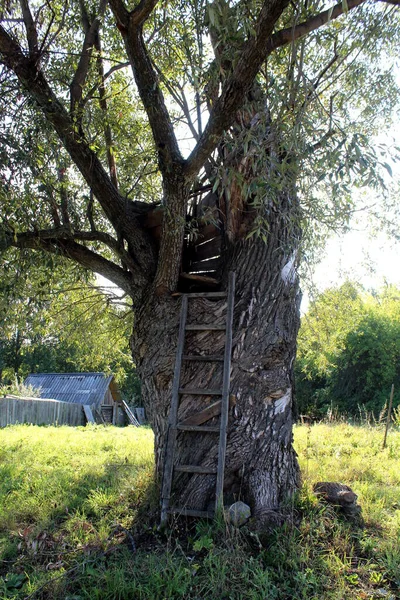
[{"xmin": 24, "ymin": 372, "xmax": 123, "ymax": 424}]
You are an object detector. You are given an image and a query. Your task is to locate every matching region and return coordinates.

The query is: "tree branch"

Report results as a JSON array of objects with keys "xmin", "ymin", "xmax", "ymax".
[
  {"xmin": 184, "ymin": 0, "xmax": 399, "ymax": 178},
  {"xmin": 0, "ymin": 23, "xmax": 156, "ymax": 280},
  {"xmin": 70, "ymin": 0, "xmax": 108, "ymax": 117},
  {"xmin": 0, "ymin": 228, "xmax": 134, "ymax": 294},
  {"xmin": 110, "ymin": 0, "xmax": 187, "ymax": 293},
  {"xmin": 266, "ymin": 0, "xmax": 399, "ymax": 54},
  {"xmin": 95, "ymin": 31, "xmax": 119, "ymax": 189},
  {"xmin": 19, "ymin": 0, "xmax": 39, "ymax": 56},
  {"xmin": 184, "ymin": 0, "xmax": 291, "ymax": 178},
  {"xmin": 110, "ymin": 0, "xmax": 183, "ymax": 175},
  {"xmin": 131, "ymin": 0, "xmax": 159, "ymax": 26}
]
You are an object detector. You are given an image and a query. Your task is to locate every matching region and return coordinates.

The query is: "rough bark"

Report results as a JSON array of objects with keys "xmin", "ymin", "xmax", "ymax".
[{"xmin": 132, "ymin": 190, "xmax": 302, "ymax": 525}]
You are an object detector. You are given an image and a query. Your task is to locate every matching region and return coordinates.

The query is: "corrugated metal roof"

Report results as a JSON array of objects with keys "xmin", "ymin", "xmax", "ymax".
[{"xmin": 24, "ymin": 373, "xmax": 116, "ymax": 409}]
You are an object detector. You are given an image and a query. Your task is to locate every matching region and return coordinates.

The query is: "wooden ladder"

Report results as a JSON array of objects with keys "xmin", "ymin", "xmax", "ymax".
[{"xmin": 160, "ymin": 272, "xmax": 236, "ymax": 524}]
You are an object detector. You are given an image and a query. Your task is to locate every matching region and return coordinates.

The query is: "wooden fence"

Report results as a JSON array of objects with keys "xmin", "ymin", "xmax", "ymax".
[{"xmin": 0, "ymin": 396, "xmax": 86, "ymax": 427}]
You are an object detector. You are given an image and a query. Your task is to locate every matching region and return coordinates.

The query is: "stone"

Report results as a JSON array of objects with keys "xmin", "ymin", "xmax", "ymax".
[{"xmin": 225, "ymin": 501, "xmax": 251, "ymax": 527}]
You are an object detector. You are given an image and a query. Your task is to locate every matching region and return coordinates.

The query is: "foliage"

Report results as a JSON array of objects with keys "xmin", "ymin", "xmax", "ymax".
[
  {"xmin": 296, "ymin": 282, "xmax": 400, "ymax": 416},
  {"xmin": 0, "ymin": 423, "xmax": 399, "ymax": 599},
  {"xmin": 0, "ymin": 254, "xmax": 140, "ymax": 400},
  {"xmin": 0, "ymin": 379, "xmax": 41, "ymax": 399},
  {"xmin": 0, "ymin": 0, "xmax": 399, "ymax": 291}
]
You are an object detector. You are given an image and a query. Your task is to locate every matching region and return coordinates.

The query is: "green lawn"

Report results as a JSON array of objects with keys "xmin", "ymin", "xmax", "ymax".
[{"xmin": 0, "ymin": 423, "xmax": 399, "ymax": 599}]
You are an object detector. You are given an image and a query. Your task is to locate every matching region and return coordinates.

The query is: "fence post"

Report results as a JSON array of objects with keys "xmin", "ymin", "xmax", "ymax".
[{"xmin": 383, "ymin": 383, "xmax": 395, "ymax": 449}]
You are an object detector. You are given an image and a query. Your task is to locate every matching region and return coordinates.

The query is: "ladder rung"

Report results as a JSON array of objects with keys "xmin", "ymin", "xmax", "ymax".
[
  {"xmin": 176, "ymin": 424, "xmax": 220, "ymax": 432},
  {"xmin": 185, "ymin": 292, "xmax": 227, "ymax": 298},
  {"xmin": 175, "ymin": 464, "xmax": 217, "ymax": 474},
  {"xmin": 183, "ymin": 354, "xmax": 224, "ymax": 362},
  {"xmin": 179, "ymin": 388, "xmax": 222, "ymax": 395},
  {"xmin": 185, "ymin": 324, "xmax": 226, "ymax": 331},
  {"xmin": 167, "ymin": 508, "xmax": 214, "ymax": 518}
]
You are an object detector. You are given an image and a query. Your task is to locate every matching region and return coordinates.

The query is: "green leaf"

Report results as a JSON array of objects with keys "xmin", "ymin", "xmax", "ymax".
[{"xmin": 382, "ymin": 162, "xmax": 393, "ymax": 177}]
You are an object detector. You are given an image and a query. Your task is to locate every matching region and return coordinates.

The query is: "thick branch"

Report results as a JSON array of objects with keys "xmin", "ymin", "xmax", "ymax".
[
  {"xmin": 185, "ymin": 0, "xmax": 399, "ymax": 178},
  {"xmin": 266, "ymin": 0, "xmax": 366, "ymax": 53},
  {"xmin": 267, "ymin": 0, "xmax": 399, "ymax": 53},
  {"xmin": 184, "ymin": 0, "xmax": 291, "ymax": 178},
  {"xmin": 95, "ymin": 32, "xmax": 118, "ymax": 189},
  {"xmin": 0, "ymin": 24, "xmax": 156, "ymax": 279},
  {"xmin": 110, "ymin": 0, "xmax": 186, "ymax": 293},
  {"xmin": 19, "ymin": 0, "xmax": 38, "ymax": 55},
  {"xmin": 110, "ymin": 0, "xmax": 183, "ymax": 175},
  {"xmin": 1, "ymin": 228, "xmax": 134, "ymax": 295},
  {"xmin": 131, "ymin": 0, "xmax": 159, "ymax": 26},
  {"xmin": 70, "ymin": 0, "xmax": 108, "ymax": 116}
]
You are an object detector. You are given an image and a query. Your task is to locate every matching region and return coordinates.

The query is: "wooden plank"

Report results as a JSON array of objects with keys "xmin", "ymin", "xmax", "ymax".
[
  {"xmin": 198, "ymin": 192, "xmax": 218, "ymax": 211},
  {"xmin": 83, "ymin": 404, "xmax": 96, "ymax": 424},
  {"xmin": 185, "ymin": 324, "xmax": 225, "ymax": 331},
  {"xmin": 167, "ymin": 508, "xmax": 214, "ymax": 518},
  {"xmin": 191, "ymin": 237, "xmax": 221, "ymax": 262},
  {"xmin": 179, "ymin": 272, "xmax": 219, "ymax": 285},
  {"xmin": 122, "ymin": 400, "xmax": 140, "ymax": 426},
  {"xmin": 183, "ymin": 355, "xmax": 224, "ymax": 362},
  {"xmin": 195, "ymin": 223, "xmax": 220, "ymax": 243},
  {"xmin": 189, "ymin": 257, "xmax": 221, "ymax": 273},
  {"xmin": 176, "ymin": 424, "xmax": 220, "ymax": 432},
  {"xmin": 175, "ymin": 465, "xmax": 217, "ymax": 474},
  {"xmin": 215, "ymin": 271, "xmax": 236, "ymax": 511},
  {"xmin": 179, "ymin": 388, "xmax": 222, "ymax": 395},
  {"xmin": 95, "ymin": 408, "xmax": 106, "ymax": 424},
  {"xmin": 179, "ymin": 399, "xmax": 223, "ymax": 426},
  {"xmin": 161, "ymin": 295, "xmax": 189, "ymax": 525},
  {"xmin": 383, "ymin": 383, "xmax": 395, "ymax": 449},
  {"xmin": 0, "ymin": 397, "xmax": 86, "ymax": 427},
  {"xmin": 184, "ymin": 291, "xmax": 227, "ymax": 298},
  {"xmin": 134, "ymin": 407, "xmax": 146, "ymax": 424}
]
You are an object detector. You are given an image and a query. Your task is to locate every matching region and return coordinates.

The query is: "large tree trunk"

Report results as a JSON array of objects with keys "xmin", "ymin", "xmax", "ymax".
[{"xmin": 132, "ymin": 190, "xmax": 302, "ymax": 526}]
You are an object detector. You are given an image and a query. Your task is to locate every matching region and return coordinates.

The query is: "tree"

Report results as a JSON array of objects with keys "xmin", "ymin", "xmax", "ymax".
[
  {"xmin": 296, "ymin": 282, "xmax": 400, "ymax": 417},
  {"xmin": 0, "ymin": 253, "xmax": 139, "ymax": 398},
  {"xmin": 0, "ymin": 0, "xmax": 399, "ymax": 525}
]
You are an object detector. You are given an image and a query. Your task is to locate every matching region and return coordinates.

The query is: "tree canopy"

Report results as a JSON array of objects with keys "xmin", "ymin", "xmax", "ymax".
[{"xmin": 0, "ymin": 0, "xmax": 399, "ymax": 299}]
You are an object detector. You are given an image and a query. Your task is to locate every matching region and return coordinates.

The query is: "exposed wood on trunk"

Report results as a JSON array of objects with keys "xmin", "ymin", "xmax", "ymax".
[{"xmin": 177, "ymin": 397, "xmax": 234, "ymax": 426}]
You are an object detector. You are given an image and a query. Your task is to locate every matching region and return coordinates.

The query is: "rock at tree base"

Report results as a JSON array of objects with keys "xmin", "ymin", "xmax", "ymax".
[
  {"xmin": 225, "ymin": 502, "xmax": 251, "ymax": 527},
  {"xmin": 313, "ymin": 482, "xmax": 361, "ymax": 518}
]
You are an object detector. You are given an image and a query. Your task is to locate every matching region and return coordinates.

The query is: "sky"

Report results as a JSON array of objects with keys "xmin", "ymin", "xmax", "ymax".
[
  {"xmin": 301, "ymin": 226, "xmax": 400, "ymax": 311},
  {"xmin": 302, "ymin": 129, "xmax": 400, "ymax": 309}
]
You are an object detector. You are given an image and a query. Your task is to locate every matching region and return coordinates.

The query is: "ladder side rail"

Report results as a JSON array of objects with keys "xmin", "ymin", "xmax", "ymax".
[
  {"xmin": 160, "ymin": 295, "xmax": 189, "ymax": 525},
  {"xmin": 215, "ymin": 271, "xmax": 236, "ymax": 511}
]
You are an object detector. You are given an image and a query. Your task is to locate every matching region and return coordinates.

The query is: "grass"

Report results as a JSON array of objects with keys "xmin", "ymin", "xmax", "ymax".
[{"xmin": 0, "ymin": 423, "xmax": 399, "ymax": 599}]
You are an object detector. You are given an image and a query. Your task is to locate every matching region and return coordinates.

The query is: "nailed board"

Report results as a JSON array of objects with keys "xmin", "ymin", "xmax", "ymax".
[{"xmin": 83, "ymin": 404, "xmax": 96, "ymax": 424}]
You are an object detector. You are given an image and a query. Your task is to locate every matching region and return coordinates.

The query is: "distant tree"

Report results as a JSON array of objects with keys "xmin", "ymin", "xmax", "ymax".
[
  {"xmin": 0, "ymin": 254, "xmax": 139, "ymax": 400},
  {"xmin": 296, "ymin": 282, "xmax": 400, "ymax": 416}
]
